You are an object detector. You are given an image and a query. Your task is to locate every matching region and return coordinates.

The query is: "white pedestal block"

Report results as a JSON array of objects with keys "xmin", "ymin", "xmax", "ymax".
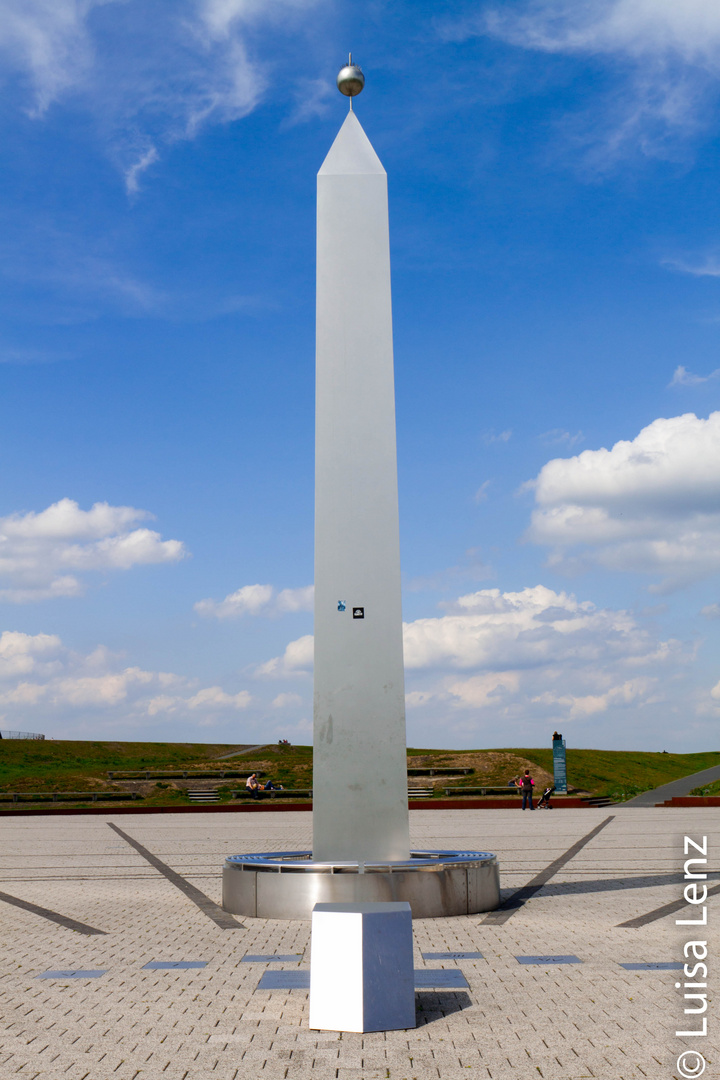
[{"xmin": 309, "ymin": 901, "xmax": 415, "ymax": 1033}]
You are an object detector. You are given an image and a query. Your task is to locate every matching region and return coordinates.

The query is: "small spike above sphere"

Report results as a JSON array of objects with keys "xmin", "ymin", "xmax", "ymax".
[{"xmin": 337, "ymin": 56, "xmax": 364, "ymax": 98}]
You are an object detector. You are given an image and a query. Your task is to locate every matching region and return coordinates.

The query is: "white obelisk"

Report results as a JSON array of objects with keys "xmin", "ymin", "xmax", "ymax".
[{"xmin": 313, "ymin": 75, "xmax": 410, "ymax": 864}]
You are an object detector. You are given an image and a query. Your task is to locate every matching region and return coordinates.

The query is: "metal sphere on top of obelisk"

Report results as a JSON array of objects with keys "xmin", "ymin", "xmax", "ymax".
[{"xmin": 337, "ymin": 54, "xmax": 365, "ymax": 100}]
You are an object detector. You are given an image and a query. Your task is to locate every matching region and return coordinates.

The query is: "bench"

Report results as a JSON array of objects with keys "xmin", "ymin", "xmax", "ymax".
[
  {"xmin": 232, "ymin": 788, "xmax": 313, "ymax": 799},
  {"xmin": 443, "ymin": 786, "xmax": 520, "ymax": 796},
  {"xmin": 407, "ymin": 767, "xmax": 474, "ymax": 776},
  {"xmin": 107, "ymin": 770, "xmax": 264, "ymax": 780}
]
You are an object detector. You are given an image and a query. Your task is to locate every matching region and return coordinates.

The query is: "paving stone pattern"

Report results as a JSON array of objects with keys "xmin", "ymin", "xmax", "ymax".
[{"xmin": 0, "ymin": 807, "xmax": 718, "ymax": 1079}]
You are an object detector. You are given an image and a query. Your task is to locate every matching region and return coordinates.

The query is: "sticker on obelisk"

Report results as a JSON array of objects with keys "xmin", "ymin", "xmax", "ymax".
[
  {"xmin": 337, "ymin": 600, "xmax": 346, "ymax": 611},
  {"xmin": 352, "ymin": 607, "xmax": 364, "ymax": 619}
]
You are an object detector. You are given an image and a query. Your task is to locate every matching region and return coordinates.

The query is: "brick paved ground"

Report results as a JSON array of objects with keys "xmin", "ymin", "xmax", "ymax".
[{"xmin": 0, "ymin": 807, "xmax": 717, "ymax": 1080}]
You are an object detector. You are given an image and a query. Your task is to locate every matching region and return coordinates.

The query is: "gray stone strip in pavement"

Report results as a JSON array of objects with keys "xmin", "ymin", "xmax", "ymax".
[
  {"xmin": 623, "ymin": 762, "xmax": 720, "ymax": 806},
  {"xmin": 617, "ymin": 880, "xmax": 720, "ymax": 928},
  {"xmin": 0, "ymin": 888, "xmax": 107, "ymax": 936},
  {"xmin": 481, "ymin": 815, "xmax": 615, "ymax": 925},
  {"xmin": 107, "ymin": 822, "xmax": 244, "ymax": 930}
]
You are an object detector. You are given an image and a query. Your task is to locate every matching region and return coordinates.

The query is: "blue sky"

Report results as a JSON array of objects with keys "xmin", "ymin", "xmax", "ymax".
[{"xmin": 2, "ymin": 0, "xmax": 720, "ymax": 751}]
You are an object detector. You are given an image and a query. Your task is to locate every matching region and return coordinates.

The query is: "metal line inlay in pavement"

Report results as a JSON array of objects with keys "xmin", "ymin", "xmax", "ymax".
[
  {"xmin": 482, "ymin": 815, "xmax": 615, "ymax": 925},
  {"xmin": 241, "ymin": 954, "xmax": 303, "ymax": 963},
  {"xmin": 0, "ymin": 889, "xmax": 107, "ymax": 936},
  {"xmin": 107, "ymin": 822, "xmax": 243, "ymax": 930},
  {"xmin": 619, "ymin": 962, "xmax": 683, "ymax": 970},
  {"xmin": 422, "ymin": 951, "xmax": 483, "ymax": 960},
  {"xmin": 37, "ymin": 969, "xmax": 107, "ymax": 979},
  {"xmin": 143, "ymin": 961, "xmax": 208, "ymax": 970},
  {"xmin": 256, "ymin": 969, "xmax": 469, "ymax": 991},
  {"xmin": 516, "ymin": 955, "xmax": 581, "ymax": 965}
]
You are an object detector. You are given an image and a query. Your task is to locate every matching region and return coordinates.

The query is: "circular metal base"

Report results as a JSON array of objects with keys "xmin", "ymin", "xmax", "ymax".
[{"xmin": 222, "ymin": 850, "xmax": 500, "ymax": 920}]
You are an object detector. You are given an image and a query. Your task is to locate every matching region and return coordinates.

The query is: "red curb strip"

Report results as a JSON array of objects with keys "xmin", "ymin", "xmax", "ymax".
[
  {"xmin": 660, "ymin": 796, "xmax": 720, "ymax": 807},
  {"xmin": 0, "ymin": 797, "xmax": 596, "ymax": 817},
  {"xmin": 0, "ymin": 802, "xmax": 314, "ymax": 817},
  {"xmin": 408, "ymin": 797, "xmax": 590, "ymax": 809}
]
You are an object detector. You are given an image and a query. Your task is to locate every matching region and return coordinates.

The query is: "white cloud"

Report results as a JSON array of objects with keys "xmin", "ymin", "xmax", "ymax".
[
  {"xmin": 405, "ymin": 690, "xmax": 436, "ymax": 708},
  {"xmin": 0, "ymin": 498, "xmax": 186, "ymax": 602},
  {"xmin": 403, "ymin": 585, "xmax": 683, "ymax": 732},
  {"xmin": 146, "ymin": 694, "xmax": 180, "ymax": 716},
  {"xmin": 0, "ymin": 0, "xmax": 324, "ymax": 190},
  {"xmin": 446, "ymin": 671, "xmax": 520, "ymax": 709},
  {"xmin": 186, "ymin": 685, "xmax": 251, "ymax": 709},
  {"xmin": 54, "ymin": 670, "xmax": 152, "ymax": 708},
  {"xmin": 670, "ymin": 364, "xmax": 720, "ymax": 386},
  {"xmin": 0, "ymin": 630, "xmax": 62, "ymax": 680},
  {"xmin": 530, "ymin": 677, "xmax": 654, "ymax": 719},
  {"xmin": 256, "ymin": 585, "xmax": 682, "ymax": 732},
  {"xmin": 0, "ymin": 232, "xmax": 170, "ymax": 319},
  {"xmin": 283, "ymin": 76, "xmax": 334, "ymax": 126},
  {"xmin": 403, "ymin": 585, "xmax": 658, "ymax": 671},
  {"xmin": 663, "ymin": 256, "xmax": 720, "ymax": 279},
  {"xmin": 482, "ymin": 429, "xmax": 512, "ymax": 445},
  {"xmin": 524, "ymin": 412, "xmax": 720, "ymax": 590},
  {"xmin": 701, "ymin": 603, "xmax": 720, "ymax": 618},
  {"xmin": 539, "ymin": 428, "xmax": 584, "ymax": 448},
  {"xmin": 480, "ymin": 0, "xmax": 720, "ymax": 62},
  {"xmin": 256, "ymin": 634, "xmax": 313, "ymax": 677},
  {"xmin": 3, "ymin": 499, "xmax": 142, "ymax": 540},
  {"xmin": 0, "ymin": 346, "xmax": 69, "ymax": 364},
  {"xmin": 195, "ymin": 583, "xmax": 312, "ymax": 618},
  {"xmin": 449, "ymin": 0, "xmax": 720, "ymax": 167},
  {"xmin": 0, "ymin": 680, "xmax": 49, "ymax": 706},
  {"xmin": 0, "ymin": 0, "xmax": 105, "ymax": 117},
  {"xmin": 271, "ymin": 692, "xmax": 302, "ymax": 708},
  {"xmin": 276, "ymin": 586, "xmax": 314, "ymax": 613},
  {"xmin": 0, "ymin": 629, "xmax": 253, "ymax": 724},
  {"xmin": 195, "ymin": 583, "xmax": 273, "ymax": 618},
  {"xmin": 473, "ymin": 480, "xmax": 491, "ymax": 503},
  {"xmin": 124, "ymin": 145, "xmax": 159, "ymax": 196}
]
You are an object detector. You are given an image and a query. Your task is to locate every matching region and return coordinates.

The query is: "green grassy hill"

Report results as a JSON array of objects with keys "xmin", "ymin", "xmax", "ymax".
[
  {"xmin": 406, "ymin": 746, "xmax": 720, "ymax": 800},
  {"xmin": 0, "ymin": 740, "xmax": 717, "ymax": 806},
  {"xmin": 0, "ymin": 740, "xmax": 251, "ymax": 791},
  {"xmin": 0, "ymin": 740, "xmax": 312, "ymax": 806},
  {"xmin": 512, "ymin": 747, "xmax": 720, "ymax": 801}
]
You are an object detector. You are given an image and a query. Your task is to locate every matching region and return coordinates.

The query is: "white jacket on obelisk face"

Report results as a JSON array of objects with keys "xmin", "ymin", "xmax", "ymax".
[{"xmin": 313, "ymin": 111, "xmax": 410, "ymax": 864}]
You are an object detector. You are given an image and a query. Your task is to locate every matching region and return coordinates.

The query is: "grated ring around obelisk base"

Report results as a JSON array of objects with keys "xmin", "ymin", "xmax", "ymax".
[{"xmin": 222, "ymin": 849, "xmax": 500, "ymax": 920}]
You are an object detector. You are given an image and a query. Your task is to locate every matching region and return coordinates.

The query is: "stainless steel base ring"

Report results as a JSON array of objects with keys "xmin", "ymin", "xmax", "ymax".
[{"xmin": 222, "ymin": 849, "xmax": 500, "ymax": 920}]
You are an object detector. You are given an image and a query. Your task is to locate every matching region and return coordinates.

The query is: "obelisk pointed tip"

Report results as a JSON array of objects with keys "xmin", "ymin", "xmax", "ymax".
[{"xmin": 318, "ymin": 110, "xmax": 385, "ymax": 177}]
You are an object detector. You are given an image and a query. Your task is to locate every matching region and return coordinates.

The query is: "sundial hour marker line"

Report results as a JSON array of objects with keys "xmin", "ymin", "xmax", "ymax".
[
  {"xmin": 107, "ymin": 822, "xmax": 243, "ymax": 929},
  {"xmin": 481, "ymin": 816, "xmax": 615, "ymax": 925},
  {"xmin": 0, "ymin": 888, "xmax": 107, "ymax": 935}
]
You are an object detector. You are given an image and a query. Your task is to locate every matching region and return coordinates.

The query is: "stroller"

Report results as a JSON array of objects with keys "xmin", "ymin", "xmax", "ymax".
[{"xmin": 537, "ymin": 784, "xmax": 555, "ymax": 809}]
